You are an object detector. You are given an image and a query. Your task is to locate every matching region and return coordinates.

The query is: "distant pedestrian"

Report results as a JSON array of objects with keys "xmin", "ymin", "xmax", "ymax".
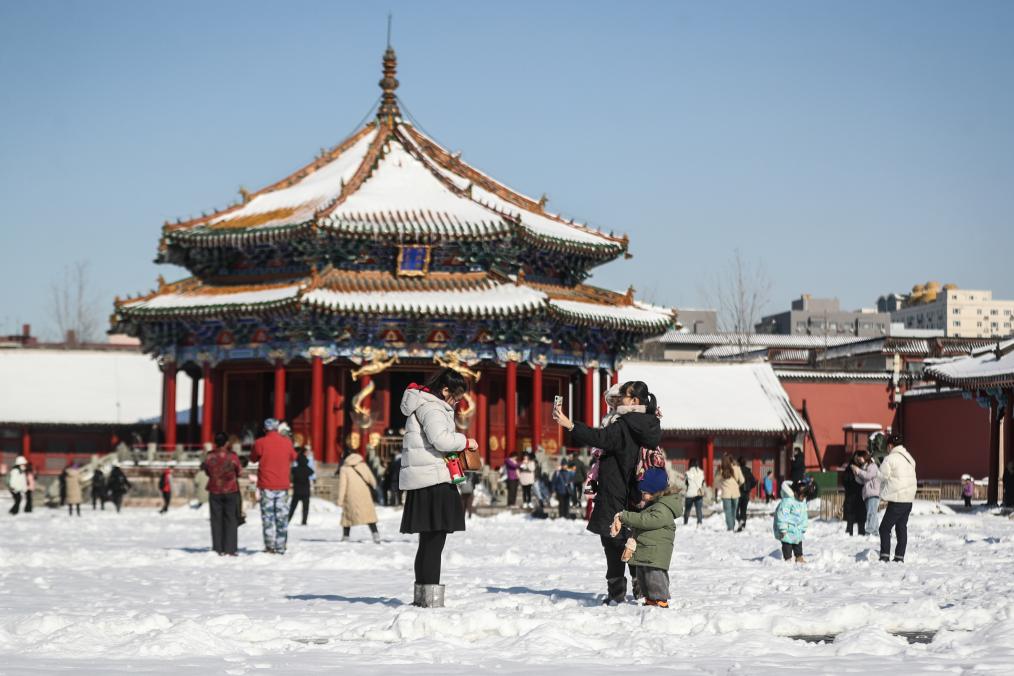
[
  {"xmin": 878, "ymin": 434, "xmax": 917, "ymax": 563},
  {"xmin": 399, "ymin": 370, "xmax": 477, "ymax": 608},
  {"xmin": 611, "ymin": 467, "xmax": 683, "ymax": 607},
  {"xmin": 386, "ymin": 451, "xmax": 402, "ymax": 506},
  {"xmin": 790, "ymin": 446, "xmax": 806, "ymax": 484},
  {"xmin": 201, "ymin": 432, "xmax": 242, "ymax": 556},
  {"xmin": 288, "ymin": 452, "xmax": 313, "ymax": 526},
  {"xmin": 570, "ymin": 453, "xmax": 588, "ymax": 509},
  {"xmin": 250, "ymin": 417, "xmax": 297, "ymax": 555},
  {"xmin": 842, "ymin": 453, "xmax": 866, "ymax": 536},
  {"xmin": 683, "ymin": 458, "xmax": 705, "ymax": 527},
  {"xmin": 774, "ymin": 478, "xmax": 812, "ymax": 563},
  {"xmin": 459, "ymin": 469, "xmax": 477, "ymax": 518},
  {"xmin": 91, "ymin": 468, "xmax": 108, "ymax": 510},
  {"xmin": 337, "ymin": 453, "xmax": 380, "ymax": 542},
  {"xmin": 736, "ymin": 457, "xmax": 756, "ymax": 531},
  {"xmin": 852, "ymin": 452, "xmax": 881, "ymax": 534},
  {"xmin": 1004, "ymin": 461, "xmax": 1014, "ymax": 508},
  {"xmin": 193, "ymin": 467, "xmax": 210, "ymax": 508},
  {"xmin": 23, "ymin": 461, "xmax": 36, "ymax": 513},
  {"xmin": 552, "ymin": 460, "xmax": 574, "ymax": 519},
  {"xmin": 519, "ymin": 453, "xmax": 536, "ymax": 508},
  {"xmin": 64, "ymin": 463, "xmax": 83, "ymax": 516},
  {"xmin": 107, "ymin": 465, "xmax": 131, "ymax": 512},
  {"xmin": 763, "ymin": 471, "xmax": 774, "ymax": 503},
  {"xmin": 962, "ymin": 476, "xmax": 975, "ymax": 509},
  {"xmin": 6, "ymin": 456, "xmax": 28, "ymax": 515},
  {"xmin": 158, "ymin": 468, "xmax": 172, "ymax": 514},
  {"xmin": 715, "ymin": 455, "xmax": 745, "ymax": 532},
  {"xmin": 505, "ymin": 452, "xmax": 521, "ymax": 507}
]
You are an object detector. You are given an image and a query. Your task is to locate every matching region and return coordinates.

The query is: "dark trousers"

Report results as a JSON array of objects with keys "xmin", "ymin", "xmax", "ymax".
[
  {"xmin": 522, "ymin": 485, "xmax": 532, "ymax": 504},
  {"xmin": 781, "ymin": 542, "xmax": 803, "ymax": 560},
  {"xmin": 111, "ymin": 493, "xmax": 124, "ymax": 512},
  {"xmin": 92, "ymin": 493, "xmax": 105, "ymax": 510},
  {"xmin": 506, "ymin": 479, "xmax": 519, "ymax": 506},
  {"xmin": 557, "ymin": 493, "xmax": 571, "ymax": 519},
  {"xmin": 846, "ymin": 518, "xmax": 867, "ymax": 536},
  {"xmin": 288, "ymin": 494, "xmax": 310, "ymax": 524},
  {"xmin": 8, "ymin": 491, "xmax": 21, "ymax": 514},
  {"xmin": 737, "ymin": 494, "xmax": 750, "ymax": 525},
  {"xmin": 963, "ymin": 495, "xmax": 972, "ymax": 508},
  {"xmin": 415, "ymin": 531, "xmax": 448, "ymax": 585},
  {"xmin": 343, "ymin": 523, "xmax": 378, "ymax": 537},
  {"xmin": 683, "ymin": 496, "xmax": 703, "ymax": 525},
  {"xmin": 879, "ymin": 501, "xmax": 912, "ymax": 561},
  {"xmin": 600, "ymin": 534, "xmax": 631, "ymax": 580},
  {"xmin": 210, "ymin": 492, "xmax": 240, "ymax": 554},
  {"xmin": 25, "ymin": 490, "xmax": 33, "ymax": 513},
  {"xmin": 159, "ymin": 492, "xmax": 171, "ymax": 513},
  {"xmin": 68, "ymin": 504, "xmax": 80, "ymax": 516},
  {"xmin": 461, "ymin": 493, "xmax": 474, "ymax": 518}
]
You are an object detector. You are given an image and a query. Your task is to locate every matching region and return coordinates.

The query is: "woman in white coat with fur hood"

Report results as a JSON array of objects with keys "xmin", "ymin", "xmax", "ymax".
[{"xmin": 399, "ymin": 369, "xmax": 478, "ymax": 608}]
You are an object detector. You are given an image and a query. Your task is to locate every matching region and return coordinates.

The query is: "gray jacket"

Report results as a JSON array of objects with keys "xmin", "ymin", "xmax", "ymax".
[
  {"xmin": 398, "ymin": 388, "xmax": 467, "ymax": 491},
  {"xmin": 853, "ymin": 461, "xmax": 881, "ymax": 499}
]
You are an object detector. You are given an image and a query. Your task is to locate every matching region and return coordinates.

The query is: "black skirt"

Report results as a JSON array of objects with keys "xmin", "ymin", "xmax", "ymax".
[{"xmin": 400, "ymin": 482, "xmax": 466, "ymax": 534}]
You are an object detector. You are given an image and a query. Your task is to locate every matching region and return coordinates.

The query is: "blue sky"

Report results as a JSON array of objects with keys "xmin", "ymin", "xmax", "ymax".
[{"xmin": 1, "ymin": 1, "xmax": 1011, "ymax": 338}]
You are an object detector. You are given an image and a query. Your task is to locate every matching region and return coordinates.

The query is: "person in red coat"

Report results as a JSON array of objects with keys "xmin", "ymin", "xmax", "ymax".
[
  {"xmin": 201, "ymin": 432, "xmax": 243, "ymax": 555},
  {"xmin": 158, "ymin": 468, "xmax": 172, "ymax": 514},
  {"xmin": 250, "ymin": 418, "xmax": 297, "ymax": 554}
]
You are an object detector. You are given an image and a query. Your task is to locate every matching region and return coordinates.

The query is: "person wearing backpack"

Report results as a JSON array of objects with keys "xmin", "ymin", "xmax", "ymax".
[
  {"xmin": 553, "ymin": 380, "xmax": 662, "ymax": 605},
  {"xmin": 736, "ymin": 457, "xmax": 757, "ymax": 532}
]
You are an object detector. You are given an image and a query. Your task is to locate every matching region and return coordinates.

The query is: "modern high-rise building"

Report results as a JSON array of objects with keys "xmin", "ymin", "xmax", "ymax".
[{"xmin": 884, "ymin": 284, "xmax": 1014, "ymax": 338}]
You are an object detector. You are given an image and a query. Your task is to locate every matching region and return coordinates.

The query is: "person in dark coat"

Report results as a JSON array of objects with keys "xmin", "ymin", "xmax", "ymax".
[
  {"xmin": 553, "ymin": 380, "xmax": 662, "ymax": 605},
  {"xmin": 107, "ymin": 465, "xmax": 132, "ymax": 512},
  {"xmin": 158, "ymin": 468, "xmax": 172, "ymax": 514},
  {"xmin": 1004, "ymin": 460, "xmax": 1014, "ymax": 508},
  {"xmin": 842, "ymin": 452, "xmax": 867, "ymax": 536},
  {"xmin": 91, "ymin": 469, "xmax": 108, "ymax": 510},
  {"xmin": 790, "ymin": 447, "xmax": 806, "ymax": 484},
  {"xmin": 288, "ymin": 451, "xmax": 313, "ymax": 525},
  {"xmin": 736, "ymin": 457, "xmax": 757, "ymax": 531},
  {"xmin": 386, "ymin": 452, "xmax": 402, "ymax": 506},
  {"xmin": 201, "ymin": 432, "xmax": 242, "ymax": 555}
]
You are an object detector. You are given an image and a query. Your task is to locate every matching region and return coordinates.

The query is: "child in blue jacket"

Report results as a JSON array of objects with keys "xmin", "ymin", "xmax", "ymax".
[{"xmin": 774, "ymin": 479, "xmax": 811, "ymax": 563}]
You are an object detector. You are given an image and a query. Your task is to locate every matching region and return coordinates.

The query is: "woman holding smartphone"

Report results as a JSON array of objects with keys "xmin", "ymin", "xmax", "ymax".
[
  {"xmin": 399, "ymin": 368, "xmax": 479, "ymax": 608},
  {"xmin": 553, "ymin": 381, "xmax": 661, "ymax": 605}
]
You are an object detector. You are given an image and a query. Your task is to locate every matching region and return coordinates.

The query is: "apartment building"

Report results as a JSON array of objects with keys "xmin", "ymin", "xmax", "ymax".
[{"xmin": 889, "ymin": 286, "xmax": 1014, "ymax": 338}]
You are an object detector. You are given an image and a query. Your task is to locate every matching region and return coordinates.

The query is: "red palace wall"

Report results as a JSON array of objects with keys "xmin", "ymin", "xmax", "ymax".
[
  {"xmin": 780, "ymin": 381, "xmax": 897, "ymax": 470},
  {"xmin": 900, "ymin": 392, "xmax": 992, "ymax": 480}
]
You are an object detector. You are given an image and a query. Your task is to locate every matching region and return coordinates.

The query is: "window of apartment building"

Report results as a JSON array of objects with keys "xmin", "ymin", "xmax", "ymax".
[
  {"xmin": 1005, "ymin": 309, "xmax": 1012, "ymax": 315},
  {"xmin": 952, "ymin": 308, "xmax": 960, "ymax": 315},
  {"xmin": 977, "ymin": 309, "xmax": 983, "ymax": 315},
  {"xmin": 953, "ymin": 320, "xmax": 961, "ymax": 327},
  {"xmin": 977, "ymin": 321, "xmax": 983, "ymax": 327},
  {"xmin": 991, "ymin": 322, "xmax": 999, "ymax": 329},
  {"xmin": 951, "ymin": 294, "xmax": 958, "ymax": 300},
  {"xmin": 991, "ymin": 309, "xmax": 999, "ymax": 315}
]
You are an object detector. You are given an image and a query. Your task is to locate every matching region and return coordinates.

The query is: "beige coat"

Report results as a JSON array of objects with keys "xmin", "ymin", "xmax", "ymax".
[
  {"xmin": 65, "ymin": 467, "xmax": 83, "ymax": 505},
  {"xmin": 715, "ymin": 464, "xmax": 745, "ymax": 500},
  {"xmin": 336, "ymin": 455, "xmax": 378, "ymax": 527}
]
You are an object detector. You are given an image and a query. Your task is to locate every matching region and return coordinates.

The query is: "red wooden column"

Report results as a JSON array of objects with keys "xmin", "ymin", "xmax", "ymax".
[
  {"xmin": 324, "ymin": 364, "xmax": 339, "ymax": 464},
  {"xmin": 1006, "ymin": 388, "xmax": 1014, "ymax": 504},
  {"xmin": 752, "ymin": 457, "xmax": 762, "ymax": 499},
  {"xmin": 583, "ymin": 367, "xmax": 595, "ymax": 427},
  {"xmin": 273, "ymin": 359, "xmax": 286, "ymax": 421},
  {"xmin": 506, "ymin": 360, "xmax": 518, "ymax": 455},
  {"xmin": 310, "ymin": 356, "xmax": 324, "ymax": 458},
  {"xmin": 988, "ymin": 399, "xmax": 1001, "ymax": 505},
  {"xmin": 477, "ymin": 373, "xmax": 489, "ymax": 463},
  {"xmin": 358, "ymin": 374, "xmax": 371, "ymax": 458},
  {"xmin": 200, "ymin": 362, "xmax": 214, "ymax": 449},
  {"xmin": 21, "ymin": 426, "xmax": 31, "ymax": 463},
  {"xmin": 163, "ymin": 361, "xmax": 177, "ymax": 451},
  {"xmin": 531, "ymin": 364, "xmax": 543, "ymax": 452},
  {"xmin": 611, "ymin": 370, "xmax": 619, "ymax": 387},
  {"xmin": 705, "ymin": 436, "xmax": 715, "ymax": 487}
]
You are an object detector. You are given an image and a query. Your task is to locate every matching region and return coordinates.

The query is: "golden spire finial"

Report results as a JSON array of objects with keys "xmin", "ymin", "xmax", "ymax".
[{"xmin": 377, "ymin": 16, "xmax": 400, "ymax": 124}]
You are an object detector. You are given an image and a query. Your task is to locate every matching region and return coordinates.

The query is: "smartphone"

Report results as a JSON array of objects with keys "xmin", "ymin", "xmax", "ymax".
[{"xmin": 553, "ymin": 395, "xmax": 563, "ymax": 409}]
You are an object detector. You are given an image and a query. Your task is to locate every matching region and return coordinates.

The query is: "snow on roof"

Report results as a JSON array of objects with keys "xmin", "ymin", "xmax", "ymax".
[
  {"xmin": 657, "ymin": 331, "xmax": 864, "ymax": 348},
  {"xmin": 924, "ymin": 338, "xmax": 1014, "ymax": 388},
  {"xmin": 774, "ymin": 369, "xmax": 892, "ymax": 382},
  {"xmin": 302, "ymin": 280, "xmax": 546, "ymax": 318},
  {"xmin": 618, "ymin": 361, "xmax": 808, "ymax": 436},
  {"xmin": 0, "ymin": 349, "xmax": 190, "ymax": 425},
  {"xmin": 548, "ymin": 299, "xmax": 673, "ymax": 329}
]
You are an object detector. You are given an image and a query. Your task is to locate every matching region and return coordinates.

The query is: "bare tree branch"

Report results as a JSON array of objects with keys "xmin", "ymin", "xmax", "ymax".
[
  {"xmin": 702, "ymin": 249, "xmax": 773, "ymax": 347},
  {"xmin": 48, "ymin": 261, "xmax": 100, "ymax": 343}
]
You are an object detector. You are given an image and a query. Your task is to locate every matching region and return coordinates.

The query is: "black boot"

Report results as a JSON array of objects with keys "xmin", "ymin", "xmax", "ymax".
[{"xmin": 604, "ymin": 576, "xmax": 627, "ymax": 605}]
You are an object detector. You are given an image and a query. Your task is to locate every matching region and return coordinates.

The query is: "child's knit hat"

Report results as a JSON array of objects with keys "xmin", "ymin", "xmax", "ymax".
[{"xmin": 638, "ymin": 467, "xmax": 668, "ymax": 495}]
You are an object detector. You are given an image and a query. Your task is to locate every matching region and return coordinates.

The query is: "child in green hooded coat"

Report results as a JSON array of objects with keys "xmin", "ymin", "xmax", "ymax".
[{"xmin": 611, "ymin": 467, "xmax": 684, "ymax": 607}]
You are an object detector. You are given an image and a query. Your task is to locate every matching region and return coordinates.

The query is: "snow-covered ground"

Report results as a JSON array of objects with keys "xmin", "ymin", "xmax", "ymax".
[{"xmin": 2, "ymin": 499, "xmax": 1014, "ymax": 674}]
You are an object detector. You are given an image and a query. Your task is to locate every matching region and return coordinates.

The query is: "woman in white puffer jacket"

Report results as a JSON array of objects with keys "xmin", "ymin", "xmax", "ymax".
[
  {"xmin": 877, "ymin": 434, "xmax": 917, "ymax": 563},
  {"xmin": 399, "ymin": 369, "xmax": 477, "ymax": 608}
]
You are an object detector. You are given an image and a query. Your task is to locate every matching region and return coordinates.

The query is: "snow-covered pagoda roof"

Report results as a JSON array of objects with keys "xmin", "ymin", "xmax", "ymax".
[
  {"xmin": 116, "ymin": 269, "xmax": 674, "ymax": 332},
  {"xmin": 618, "ymin": 361, "xmax": 808, "ymax": 436},
  {"xmin": 924, "ymin": 338, "xmax": 1014, "ymax": 388},
  {"xmin": 159, "ymin": 54, "xmax": 626, "ymax": 260}
]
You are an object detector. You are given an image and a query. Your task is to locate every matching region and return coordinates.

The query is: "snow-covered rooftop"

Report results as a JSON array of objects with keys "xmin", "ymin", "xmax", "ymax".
[
  {"xmin": 0, "ymin": 349, "xmax": 192, "ymax": 425},
  {"xmin": 924, "ymin": 338, "xmax": 1014, "ymax": 388},
  {"xmin": 618, "ymin": 361, "xmax": 808, "ymax": 436},
  {"xmin": 657, "ymin": 331, "xmax": 864, "ymax": 349}
]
